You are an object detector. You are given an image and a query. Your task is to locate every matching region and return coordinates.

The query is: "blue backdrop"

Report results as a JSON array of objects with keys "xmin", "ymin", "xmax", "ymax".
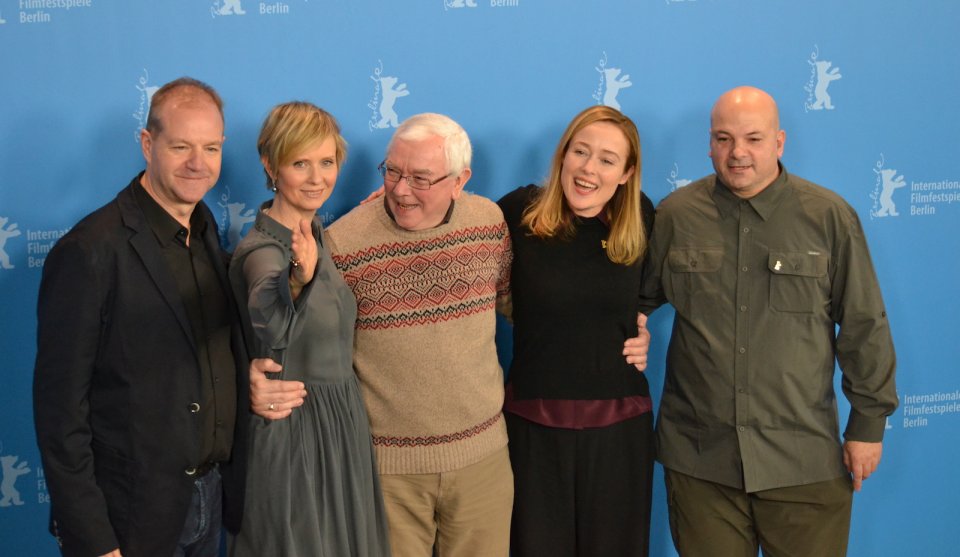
[{"xmin": 1, "ymin": 1, "xmax": 958, "ymax": 555}]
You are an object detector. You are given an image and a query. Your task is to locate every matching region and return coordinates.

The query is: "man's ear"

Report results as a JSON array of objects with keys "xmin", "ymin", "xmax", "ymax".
[
  {"xmin": 140, "ymin": 129, "xmax": 153, "ymax": 164},
  {"xmin": 451, "ymin": 168, "xmax": 472, "ymax": 200}
]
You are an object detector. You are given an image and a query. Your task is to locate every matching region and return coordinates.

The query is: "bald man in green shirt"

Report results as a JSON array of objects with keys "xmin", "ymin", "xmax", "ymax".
[{"xmin": 635, "ymin": 86, "xmax": 898, "ymax": 556}]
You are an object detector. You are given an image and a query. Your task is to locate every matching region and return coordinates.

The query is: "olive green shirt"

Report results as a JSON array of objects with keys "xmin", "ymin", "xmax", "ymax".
[{"xmin": 640, "ymin": 167, "xmax": 897, "ymax": 492}]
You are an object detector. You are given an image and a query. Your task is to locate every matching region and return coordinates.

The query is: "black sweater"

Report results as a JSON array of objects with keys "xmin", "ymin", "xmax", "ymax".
[{"xmin": 498, "ymin": 184, "xmax": 655, "ymax": 401}]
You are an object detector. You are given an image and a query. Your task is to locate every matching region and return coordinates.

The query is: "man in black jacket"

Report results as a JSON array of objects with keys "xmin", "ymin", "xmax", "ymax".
[{"xmin": 33, "ymin": 77, "xmax": 264, "ymax": 557}]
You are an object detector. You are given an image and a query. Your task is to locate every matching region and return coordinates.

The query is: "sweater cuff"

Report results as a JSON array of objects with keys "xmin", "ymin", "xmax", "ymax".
[{"xmin": 843, "ymin": 409, "xmax": 888, "ymax": 442}]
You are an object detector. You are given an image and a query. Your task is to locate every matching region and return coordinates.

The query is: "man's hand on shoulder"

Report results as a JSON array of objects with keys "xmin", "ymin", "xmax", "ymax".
[{"xmin": 360, "ymin": 185, "xmax": 385, "ymax": 205}]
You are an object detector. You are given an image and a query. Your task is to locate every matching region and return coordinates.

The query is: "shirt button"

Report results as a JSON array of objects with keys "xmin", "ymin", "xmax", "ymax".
[
  {"xmin": 738, "ymin": 426, "xmax": 746, "ymax": 432},
  {"xmin": 189, "ymin": 402, "xmax": 201, "ymax": 413},
  {"xmin": 185, "ymin": 466, "xmax": 198, "ymax": 476},
  {"xmin": 739, "ymin": 347, "xmax": 746, "ymax": 354},
  {"xmin": 742, "ymin": 227, "xmax": 750, "ymax": 233},
  {"xmin": 739, "ymin": 305, "xmax": 747, "ymax": 312},
  {"xmin": 741, "ymin": 266, "xmax": 748, "ymax": 272}
]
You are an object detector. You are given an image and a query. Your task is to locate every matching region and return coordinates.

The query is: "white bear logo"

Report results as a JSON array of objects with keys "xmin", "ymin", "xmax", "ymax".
[
  {"xmin": 222, "ymin": 201, "xmax": 256, "ymax": 252},
  {"xmin": 601, "ymin": 68, "xmax": 632, "ymax": 110},
  {"xmin": 0, "ymin": 454, "xmax": 31, "ymax": 507},
  {"xmin": 374, "ymin": 76, "xmax": 410, "ymax": 129},
  {"xmin": 810, "ymin": 60, "xmax": 841, "ymax": 110},
  {"xmin": 212, "ymin": 0, "xmax": 245, "ymax": 16},
  {"xmin": 0, "ymin": 217, "xmax": 21, "ymax": 270},
  {"xmin": 876, "ymin": 168, "xmax": 906, "ymax": 217}
]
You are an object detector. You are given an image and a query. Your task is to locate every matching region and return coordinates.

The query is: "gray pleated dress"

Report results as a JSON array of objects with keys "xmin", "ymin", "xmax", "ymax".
[{"xmin": 228, "ymin": 207, "xmax": 390, "ymax": 557}]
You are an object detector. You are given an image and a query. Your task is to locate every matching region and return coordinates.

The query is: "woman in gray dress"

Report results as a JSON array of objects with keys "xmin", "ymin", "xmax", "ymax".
[{"xmin": 228, "ymin": 102, "xmax": 390, "ymax": 556}]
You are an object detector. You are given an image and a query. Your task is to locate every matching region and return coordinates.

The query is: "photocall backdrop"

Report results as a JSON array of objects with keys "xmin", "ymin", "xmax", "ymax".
[{"xmin": 1, "ymin": 1, "xmax": 957, "ymax": 555}]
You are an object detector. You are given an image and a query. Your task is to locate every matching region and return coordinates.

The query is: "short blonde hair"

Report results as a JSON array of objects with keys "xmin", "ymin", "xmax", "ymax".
[
  {"xmin": 521, "ymin": 105, "xmax": 646, "ymax": 265},
  {"xmin": 257, "ymin": 102, "xmax": 347, "ymax": 190}
]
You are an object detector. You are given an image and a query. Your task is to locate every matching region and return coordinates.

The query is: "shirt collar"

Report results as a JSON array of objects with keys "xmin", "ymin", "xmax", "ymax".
[
  {"xmin": 382, "ymin": 198, "xmax": 456, "ymax": 228},
  {"xmin": 134, "ymin": 178, "xmax": 206, "ymax": 247},
  {"xmin": 711, "ymin": 163, "xmax": 790, "ymax": 221}
]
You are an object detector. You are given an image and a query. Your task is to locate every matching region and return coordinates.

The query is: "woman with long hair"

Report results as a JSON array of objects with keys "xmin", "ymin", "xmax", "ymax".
[{"xmin": 498, "ymin": 105, "xmax": 655, "ymax": 556}]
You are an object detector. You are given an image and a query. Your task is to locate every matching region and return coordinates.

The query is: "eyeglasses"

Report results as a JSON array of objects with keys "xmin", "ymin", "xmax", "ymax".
[{"xmin": 378, "ymin": 161, "xmax": 452, "ymax": 191}]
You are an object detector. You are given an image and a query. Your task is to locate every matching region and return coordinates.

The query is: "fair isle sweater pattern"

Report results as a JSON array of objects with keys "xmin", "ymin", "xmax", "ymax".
[
  {"xmin": 372, "ymin": 413, "xmax": 504, "ymax": 448},
  {"xmin": 333, "ymin": 224, "xmax": 510, "ymax": 330},
  {"xmin": 327, "ymin": 194, "xmax": 511, "ymax": 474}
]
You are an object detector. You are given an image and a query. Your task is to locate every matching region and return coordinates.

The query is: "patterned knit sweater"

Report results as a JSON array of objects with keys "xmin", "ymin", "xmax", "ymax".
[{"xmin": 326, "ymin": 193, "xmax": 511, "ymax": 475}]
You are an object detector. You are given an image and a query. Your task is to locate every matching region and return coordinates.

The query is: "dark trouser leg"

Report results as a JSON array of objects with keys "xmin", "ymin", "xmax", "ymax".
[
  {"xmin": 664, "ymin": 469, "xmax": 852, "ymax": 557},
  {"xmin": 174, "ymin": 467, "xmax": 223, "ymax": 557},
  {"xmin": 664, "ymin": 468, "xmax": 758, "ymax": 557},
  {"xmin": 508, "ymin": 413, "xmax": 654, "ymax": 557},
  {"xmin": 575, "ymin": 413, "xmax": 654, "ymax": 557},
  {"xmin": 506, "ymin": 413, "xmax": 577, "ymax": 557},
  {"xmin": 752, "ymin": 477, "xmax": 852, "ymax": 557}
]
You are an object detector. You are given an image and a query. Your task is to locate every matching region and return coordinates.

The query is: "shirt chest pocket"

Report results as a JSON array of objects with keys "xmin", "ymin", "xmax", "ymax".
[
  {"xmin": 768, "ymin": 251, "xmax": 829, "ymax": 313},
  {"xmin": 666, "ymin": 248, "xmax": 723, "ymax": 315}
]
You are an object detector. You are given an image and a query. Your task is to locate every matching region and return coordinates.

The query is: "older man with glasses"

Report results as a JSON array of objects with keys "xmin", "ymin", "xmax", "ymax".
[{"xmin": 253, "ymin": 112, "xmax": 515, "ymax": 556}]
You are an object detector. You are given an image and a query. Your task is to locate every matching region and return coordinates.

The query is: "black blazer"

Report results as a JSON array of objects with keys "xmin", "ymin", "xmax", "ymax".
[{"xmin": 33, "ymin": 176, "xmax": 250, "ymax": 557}]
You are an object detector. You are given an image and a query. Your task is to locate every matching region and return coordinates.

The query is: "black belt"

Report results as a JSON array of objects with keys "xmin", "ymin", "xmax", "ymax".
[{"xmin": 185, "ymin": 461, "xmax": 218, "ymax": 478}]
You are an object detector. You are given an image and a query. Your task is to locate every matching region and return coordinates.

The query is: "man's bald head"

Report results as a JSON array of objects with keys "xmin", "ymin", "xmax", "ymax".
[
  {"xmin": 708, "ymin": 86, "xmax": 785, "ymax": 199},
  {"xmin": 711, "ymin": 86, "xmax": 780, "ymax": 131}
]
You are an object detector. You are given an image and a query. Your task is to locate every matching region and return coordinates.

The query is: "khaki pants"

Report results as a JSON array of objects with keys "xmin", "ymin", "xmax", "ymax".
[
  {"xmin": 665, "ymin": 469, "xmax": 853, "ymax": 557},
  {"xmin": 379, "ymin": 447, "xmax": 513, "ymax": 557}
]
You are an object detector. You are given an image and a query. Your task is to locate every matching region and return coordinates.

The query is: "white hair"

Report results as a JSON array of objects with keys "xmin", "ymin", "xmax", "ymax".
[{"xmin": 387, "ymin": 112, "xmax": 472, "ymax": 176}]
